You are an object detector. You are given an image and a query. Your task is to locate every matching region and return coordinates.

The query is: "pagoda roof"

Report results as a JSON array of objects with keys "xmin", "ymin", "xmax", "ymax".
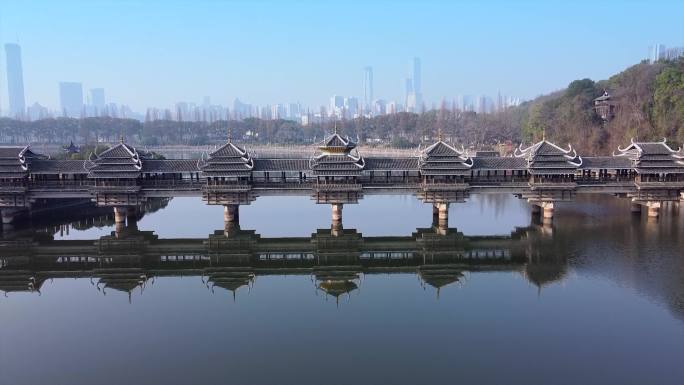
[
  {"xmin": 514, "ymin": 139, "xmax": 582, "ymax": 175},
  {"xmin": 615, "ymin": 138, "xmax": 684, "ymax": 174},
  {"xmin": 594, "ymin": 91, "xmax": 611, "ymax": 102},
  {"xmin": 86, "ymin": 142, "xmax": 143, "ymax": 179},
  {"xmin": 199, "ymin": 141, "xmax": 254, "ymax": 177},
  {"xmin": 0, "ymin": 145, "xmax": 48, "ymax": 179},
  {"xmin": 419, "ymin": 140, "xmax": 473, "ymax": 175},
  {"xmin": 319, "ymin": 133, "xmax": 356, "ymax": 150},
  {"xmin": 310, "ymin": 132, "xmax": 364, "ymax": 176}
]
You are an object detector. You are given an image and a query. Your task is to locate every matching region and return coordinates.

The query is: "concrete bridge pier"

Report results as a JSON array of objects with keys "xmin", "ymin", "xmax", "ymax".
[
  {"xmin": 126, "ymin": 207, "xmax": 139, "ymax": 231},
  {"xmin": 438, "ymin": 203, "xmax": 449, "ymax": 228},
  {"xmin": 224, "ymin": 204, "xmax": 240, "ymax": 224},
  {"xmin": 432, "ymin": 204, "xmax": 439, "ymax": 227},
  {"xmin": 531, "ymin": 204, "xmax": 541, "ymax": 216},
  {"xmin": 331, "ymin": 203, "xmax": 344, "ymax": 236},
  {"xmin": 113, "ymin": 206, "xmax": 128, "ymax": 235},
  {"xmin": 531, "ymin": 202, "xmax": 554, "ymax": 224},
  {"xmin": 646, "ymin": 201, "xmax": 661, "ymax": 218}
]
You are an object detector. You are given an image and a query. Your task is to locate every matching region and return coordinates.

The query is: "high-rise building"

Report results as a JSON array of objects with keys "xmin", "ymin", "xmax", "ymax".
[
  {"xmin": 363, "ymin": 66, "xmax": 373, "ymax": 112},
  {"xmin": 412, "ymin": 57, "xmax": 422, "ymax": 96},
  {"xmin": 5, "ymin": 43, "xmax": 26, "ymax": 118},
  {"xmin": 329, "ymin": 95, "xmax": 344, "ymax": 118},
  {"xmin": 59, "ymin": 82, "xmax": 84, "ymax": 117},
  {"xmin": 90, "ymin": 88, "xmax": 105, "ymax": 111},
  {"xmin": 411, "ymin": 57, "xmax": 422, "ymax": 111}
]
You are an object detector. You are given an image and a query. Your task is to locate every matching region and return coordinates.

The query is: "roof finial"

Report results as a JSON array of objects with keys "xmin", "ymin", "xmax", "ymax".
[
  {"xmin": 334, "ymin": 121, "xmax": 338, "ymax": 135},
  {"xmin": 438, "ymin": 124, "xmax": 443, "ymax": 142},
  {"xmin": 228, "ymin": 125, "xmax": 232, "ymax": 143},
  {"xmin": 542, "ymin": 127, "xmax": 546, "ymax": 141}
]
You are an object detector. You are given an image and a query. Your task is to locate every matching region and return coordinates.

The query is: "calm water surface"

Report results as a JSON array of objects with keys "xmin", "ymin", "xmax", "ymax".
[{"xmin": 1, "ymin": 195, "xmax": 683, "ymax": 385}]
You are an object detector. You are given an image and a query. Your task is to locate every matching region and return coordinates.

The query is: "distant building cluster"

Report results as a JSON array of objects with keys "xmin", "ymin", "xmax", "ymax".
[
  {"xmin": 3, "ymin": 44, "xmax": 522, "ymax": 123},
  {"xmin": 649, "ymin": 44, "xmax": 684, "ymax": 64}
]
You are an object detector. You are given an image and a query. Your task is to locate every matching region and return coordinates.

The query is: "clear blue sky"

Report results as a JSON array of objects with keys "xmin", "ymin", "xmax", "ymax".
[{"xmin": 1, "ymin": 0, "xmax": 683, "ymax": 111}]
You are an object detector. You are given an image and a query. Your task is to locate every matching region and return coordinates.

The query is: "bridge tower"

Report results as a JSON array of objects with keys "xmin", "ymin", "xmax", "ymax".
[
  {"xmin": 417, "ymin": 139, "xmax": 473, "ymax": 233},
  {"xmin": 614, "ymin": 139, "xmax": 684, "ymax": 218},
  {"xmin": 0, "ymin": 146, "xmax": 46, "ymax": 225},
  {"xmin": 514, "ymin": 139, "xmax": 582, "ymax": 224},
  {"xmin": 198, "ymin": 139, "xmax": 256, "ymax": 229},
  {"xmin": 310, "ymin": 132, "xmax": 365, "ymax": 234}
]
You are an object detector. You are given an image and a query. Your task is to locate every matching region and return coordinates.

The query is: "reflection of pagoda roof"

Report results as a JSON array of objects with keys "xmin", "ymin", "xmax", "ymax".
[
  {"xmin": 318, "ymin": 280, "xmax": 358, "ymax": 297},
  {"xmin": 0, "ymin": 271, "xmax": 44, "ymax": 293},
  {"xmin": 418, "ymin": 265, "xmax": 464, "ymax": 289},
  {"xmin": 314, "ymin": 265, "xmax": 361, "ymax": 297},
  {"xmin": 206, "ymin": 267, "xmax": 255, "ymax": 293},
  {"xmin": 94, "ymin": 268, "xmax": 146, "ymax": 293},
  {"xmin": 523, "ymin": 263, "xmax": 567, "ymax": 288}
]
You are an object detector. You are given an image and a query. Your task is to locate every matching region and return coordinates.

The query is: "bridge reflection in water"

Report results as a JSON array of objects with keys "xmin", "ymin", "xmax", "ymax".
[{"xmin": 0, "ymin": 215, "xmax": 565, "ymax": 303}]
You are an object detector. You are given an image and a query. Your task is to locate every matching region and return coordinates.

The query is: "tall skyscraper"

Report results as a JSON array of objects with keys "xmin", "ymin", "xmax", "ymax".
[
  {"xmin": 90, "ymin": 88, "xmax": 105, "ymax": 111},
  {"xmin": 5, "ymin": 43, "xmax": 26, "ymax": 118},
  {"xmin": 59, "ymin": 82, "xmax": 84, "ymax": 117},
  {"xmin": 363, "ymin": 66, "xmax": 373, "ymax": 112},
  {"xmin": 411, "ymin": 57, "xmax": 422, "ymax": 110},
  {"xmin": 412, "ymin": 57, "xmax": 421, "ymax": 96}
]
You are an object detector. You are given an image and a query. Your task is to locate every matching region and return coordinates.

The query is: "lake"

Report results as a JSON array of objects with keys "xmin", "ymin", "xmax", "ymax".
[{"xmin": 1, "ymin": 194, "xmax": 683, "ymax": 385}]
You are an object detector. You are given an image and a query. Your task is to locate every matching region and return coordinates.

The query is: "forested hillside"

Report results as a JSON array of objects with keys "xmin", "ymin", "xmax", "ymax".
[{"xmin": 521, "ymin": 58, "xmax": 684, "ymax": 154}]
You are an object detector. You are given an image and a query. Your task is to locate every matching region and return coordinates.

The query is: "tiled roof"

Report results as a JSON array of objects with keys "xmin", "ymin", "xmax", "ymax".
[
  {"xmin": 580, "ymin": 157, "xmax": 632, "ymax": 169},
  {"xmin": 30, "ymin": 160, "xmax": 87, "ymax": 174},
  {"xmin": 514, "ymin": 139, "xmax": 582, "ymax": 174},
  {"xmin": 419, "ymin": 140, "xmax": 473, "ymax": 175},
  {"xmin": 253, "ymin": 159, "xmax": 310, "ymax": 171},
  {"xmin": 311, "ymin": 133, "xmax": 364, "ymax": 176},
  {"xmin": 364, "ymin": 157, "xmax": 420, "ymax": 170},
  {"xmin": 200, "ymin": 141, "xmax": 254, "ymax": 177},
  {"xmin": 615, "ymin": 139, "xmax": 684, "ymax": 174},
  {"xmin": 86, "ymin": 142, "xmax": 142, "ymax": 179},
  {"xmin": 472, "ymin": 157, "xmax": 527, "ymax": 170},
  {"xmin": 321, "ymin": 133, "xmax": 353, "ymax": 148},
  {"xmin": 0, "ymin": 145, "xmax": 47, "ymax": 178},
  {"xmin": 142, "ymin": 160, "xmax": 199, "ymax": 173},
  {"xmin": 209, "ymin": 142, "xmax": 249, "ymax": 158}
]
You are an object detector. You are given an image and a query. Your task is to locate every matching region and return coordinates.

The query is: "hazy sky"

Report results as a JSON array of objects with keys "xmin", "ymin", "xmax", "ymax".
[{"xmin": 1, "ymin": 0, "xmax": 683, "ymax": 111}]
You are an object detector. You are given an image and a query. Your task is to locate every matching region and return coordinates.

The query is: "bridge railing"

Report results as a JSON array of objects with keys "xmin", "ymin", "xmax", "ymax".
[{"xmin": 140, "ymin": 180, "xmax": 203, "ymax": 189}]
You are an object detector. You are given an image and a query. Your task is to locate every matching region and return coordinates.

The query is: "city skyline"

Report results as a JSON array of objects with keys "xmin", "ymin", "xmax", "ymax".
[{"xmin": 0, "ymin": 0, "xmax": 683, "ymax": 115}]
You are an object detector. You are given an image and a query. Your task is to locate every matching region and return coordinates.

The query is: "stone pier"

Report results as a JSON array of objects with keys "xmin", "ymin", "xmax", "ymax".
[
  {"xmin": 113, "ymin": 206, "xmax": 127, "ymax": 235},
  {"xmin": 331, "ymin": 203, "xmax": 343, "ymax": 236},
  {"xmin": 631, "ymin": 202, "xmax": 642, "ymax": 214},
  {"xmin": 126, "ymin": 207, "xmax": 138, "ymax": 231},
  {"xmin": 531, "ymin": 204, "xmax": 541, "ymax": 216},
  {"xmin": 224, "ymin": 204, "xmax": 240, "ymax": 223},
  {"xmin": 436, "ymin": 203, "xmax": 449, "ymax": 229},
  {"xmin": 646, "ymin": 201, "xmax": 661, "ymax": 218}
]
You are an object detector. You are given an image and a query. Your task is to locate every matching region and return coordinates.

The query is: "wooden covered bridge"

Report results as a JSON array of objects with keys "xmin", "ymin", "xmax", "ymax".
[{"xmin": 0, "ymin": 132, "xmax": 683, "ymax": 229}]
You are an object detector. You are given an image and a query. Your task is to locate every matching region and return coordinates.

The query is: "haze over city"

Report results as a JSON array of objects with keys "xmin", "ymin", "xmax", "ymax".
[{"xmin": 1, "ymin": 0, "xmax": 682, "ymax": 118}]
